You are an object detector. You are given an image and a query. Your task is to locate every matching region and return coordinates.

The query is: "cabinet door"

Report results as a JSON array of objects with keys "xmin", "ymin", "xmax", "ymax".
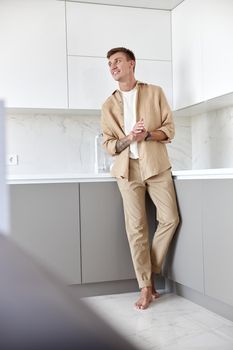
[
  {"xmin": 203, "ymin": 179, "xmax": 233, "ymax": 307},
  {"xmin": 136, "ymin": 60, "xmax": 173, "ymax": 106},
  {"xmin": 172, "ymin": 0, "xmax": 204, "ymax": 109},
  {"xmin": 165, "ymin": 179, "xmax": 204, "ymax": 293},
  {"xmin": 68, "ymin": 56, "xmax": 172, "ymax": 109},
  {"xmin": 66, "ymin": 2, "xmax": 171, "ymax": 60},
  {"xmin": 80, "ymin": 182, "xmax": 135, "ymax": 283},
  {"xmin": 202, "ymin": 0, "xmax": 233, "ymax": 100},
  {"xmin": 68, "ymin": 56, "xmax": 116, "ymax": 110},
  {"xmin": 0, "ymin": 0, "xmax": 67, "ymax": 108},
  {"xmin": 10, "ymin": 184, "xmax": 81, "ymax": 284}
]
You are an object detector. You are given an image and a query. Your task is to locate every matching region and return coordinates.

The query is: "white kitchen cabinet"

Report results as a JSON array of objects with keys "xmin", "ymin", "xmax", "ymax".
[
  {"xmin": 0, "ymin": 0, "xmax": 67, "ymax": 108},
  {"xmin": 136, "ymin": 60, "xmax": 173, "ymax": 106},
  {"xmin": 68, "ymin": 56, "xmax": 116, "ymax": 110},
  {"xmin": 172, "ymin": 0, "xmax": 233, "ymax": 110},
  {"xmin": 172, "ymin": 0, "xmax": 204, "ymax": 110},
  {"xmin": 66, "ymin": 2, "xmax": 171, "ymax": 61},
  {"xmin": 202, "ymin": 0, "xmax": 233, "ymax": 100},
  {"xmin": 68, "ymin": 56, "xmax": 172, "ymax": 109}
]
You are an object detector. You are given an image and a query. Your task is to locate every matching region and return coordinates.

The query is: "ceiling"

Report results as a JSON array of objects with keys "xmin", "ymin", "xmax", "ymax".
[{"xmin": 65, "ymin": 0, "xmax": 185, "ymax": 10}]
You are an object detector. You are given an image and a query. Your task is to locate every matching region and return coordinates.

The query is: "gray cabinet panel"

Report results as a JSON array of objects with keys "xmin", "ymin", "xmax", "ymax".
[
  {"xmin": 166, "ymin": 180, "xmax": 204, "ymax": 293},
  {"xmin": 203, "ymin": 179, "xmax": 233, "ymax": 306},
  {"xmin": 80, "ymin": 182, "xmax": 136, "ymax": 283},
  {"xmin": 10, "ymin": 184, "xmax": 81, "ymax": 284}
]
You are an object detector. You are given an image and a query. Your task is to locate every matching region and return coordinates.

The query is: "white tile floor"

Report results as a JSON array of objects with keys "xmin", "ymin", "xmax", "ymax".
[{"xmin": 83, "ymin": 292, "xmax": 233, "ymax": 350}]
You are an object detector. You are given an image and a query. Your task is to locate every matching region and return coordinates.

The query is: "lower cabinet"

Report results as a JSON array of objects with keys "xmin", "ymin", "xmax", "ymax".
[
  {"xmin": 80, "ymin": 182, "xmax": 135, "ymax": 283},
  {"xmin": 203, "ymin": 179, "xmax": 233, "ymax": 307},
  {"xmin": 166, "ymin": 179, "xmax": 204, "ymax": 293},
  {"xmin": 10, "ymin": 183, "xmax": 81, "ymax": 284},
  {"xmin": 166, "ymin": 178, "xmax": 233, "ymax": 309}
]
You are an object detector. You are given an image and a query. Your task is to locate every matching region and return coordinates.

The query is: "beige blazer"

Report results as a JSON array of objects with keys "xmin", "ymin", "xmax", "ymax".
[{"xmin": 101, "ymin": 82, "xmax": 175, "ymax": 181}]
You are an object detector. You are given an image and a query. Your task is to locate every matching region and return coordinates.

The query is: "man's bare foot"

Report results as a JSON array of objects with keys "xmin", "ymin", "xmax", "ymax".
[
  {"xmin": 135, "ymin": 287, "xmax": 152, "ymax": 310},
  {"xmin": 151, "ymin": 275, "xmax": 160, "ymax": 299},
  {"xmin": 151, "ymin": 289, "xmax": 160, "ymax": 299}
]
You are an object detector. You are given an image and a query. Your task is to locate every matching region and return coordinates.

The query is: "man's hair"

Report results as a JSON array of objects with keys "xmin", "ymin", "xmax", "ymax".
[{"xmin": 107, "ymin": 47, "xmax": 136, "ymax": 62}]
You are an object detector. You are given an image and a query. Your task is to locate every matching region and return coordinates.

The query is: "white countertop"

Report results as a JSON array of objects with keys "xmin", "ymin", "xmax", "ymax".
[
  {"xmin": 7, "ymin": 168, "xmax": 233, "ymax": 184},
  {"xmin": 7, "ymin": 173, "xmax": 115, "ymax": 184},
  {"xmin": 172, "ymin": 168, "xmax": 233, "ymax": 179}
]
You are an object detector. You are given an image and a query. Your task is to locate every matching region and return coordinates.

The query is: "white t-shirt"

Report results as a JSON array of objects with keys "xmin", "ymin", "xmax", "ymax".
[{"xmin": 120, "ymin": 87, "xmax": 139, "ymax": 159}]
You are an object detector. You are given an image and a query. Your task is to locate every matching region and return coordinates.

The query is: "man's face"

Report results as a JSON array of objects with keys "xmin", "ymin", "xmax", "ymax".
[{"xmin": 108, "ymin": 52, "xmax": 135, "ymax": 82}]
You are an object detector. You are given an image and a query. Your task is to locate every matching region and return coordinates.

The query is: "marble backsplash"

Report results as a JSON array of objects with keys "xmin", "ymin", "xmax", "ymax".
[
  {"xmin": 167, "ymin": 116, "xmax": 192, "ymax": 170},
  {"xmin": 6, "ymin": 111, "xmax": 192, "ymax": 176},
  {"xmin": 6, "ymin": 105, "xmax": 233, "ymax": 176},
  {"xmin": 192, "ymin": 106, "xmax": 233, "ymax": 169},
  {"xmin": 6, "ymin": 112, "xmax": 102, "ymax": 175}
]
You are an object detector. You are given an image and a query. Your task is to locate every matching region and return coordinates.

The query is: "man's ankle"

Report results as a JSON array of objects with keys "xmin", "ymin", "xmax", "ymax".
[{"xmin": 141, "ymin": 286, "xmax": 152, "ymax": 292}]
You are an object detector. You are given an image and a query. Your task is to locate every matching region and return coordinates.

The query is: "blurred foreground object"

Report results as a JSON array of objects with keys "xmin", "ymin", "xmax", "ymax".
[
  {"xmin": 0, "ymin": 101, "xmax": 9, "ymax": 235},
  {"xmin": 0, "ymin": 234, "xmax": 137, "ymax": 350}
]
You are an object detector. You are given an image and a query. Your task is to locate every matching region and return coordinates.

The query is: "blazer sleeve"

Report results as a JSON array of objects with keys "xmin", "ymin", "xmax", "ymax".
[
  {"xmin": 157, "ymin": 87, "xmax": 175, "ymax": 143},
  {"xmin": 101, "ymin": 104, "xmax": 118, "ymax": 156}
]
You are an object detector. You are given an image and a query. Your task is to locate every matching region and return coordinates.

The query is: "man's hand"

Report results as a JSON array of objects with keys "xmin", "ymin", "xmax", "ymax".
[
  {"xmin": 131, "ymin": 119, "xmax": 147, "ymax": 142},
  {"xmin": 132, "ymin": 120, "xmax": 145, "ymax": 134},
  {"xmin": 116, "ymin": 119, "xmax": 147, "ymax": 154}
]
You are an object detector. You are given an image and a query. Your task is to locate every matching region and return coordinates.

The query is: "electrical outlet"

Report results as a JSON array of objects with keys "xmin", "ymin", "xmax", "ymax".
[{"xmin": 7, "ymin": 154, "xmax": 19, "ymax": 166}]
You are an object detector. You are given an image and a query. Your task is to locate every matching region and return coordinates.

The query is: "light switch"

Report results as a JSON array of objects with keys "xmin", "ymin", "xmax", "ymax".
[{"xmin": 7, "ymin": 154, "xmax": 19, "ymax": 166}]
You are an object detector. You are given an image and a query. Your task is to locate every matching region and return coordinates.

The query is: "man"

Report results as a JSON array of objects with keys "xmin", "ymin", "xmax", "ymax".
[{"xmin": 101, "ymin": 47, "xmax": 179, "ymax": 310}]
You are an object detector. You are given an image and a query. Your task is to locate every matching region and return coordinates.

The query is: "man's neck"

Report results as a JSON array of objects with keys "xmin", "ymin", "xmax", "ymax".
[{"xmin": 119, "ymin": 78, "xmax": 137, "ymax": 92}]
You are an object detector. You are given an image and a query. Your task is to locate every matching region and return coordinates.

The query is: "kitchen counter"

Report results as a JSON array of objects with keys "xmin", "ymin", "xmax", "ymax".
[
  {"xmin": 9, "ymin": 169, "xmax": 233, "ymax": 320},
  {"xmin": 7, "ymin": 168, "xmax": 233, "ymax": 184},
  {"xmin": 7, "ymin": 173, "xmax": 115, "ymax": 184},
  {"xmin": 172, "ymin": 168, "xmax": 233, "ymax": 179}
]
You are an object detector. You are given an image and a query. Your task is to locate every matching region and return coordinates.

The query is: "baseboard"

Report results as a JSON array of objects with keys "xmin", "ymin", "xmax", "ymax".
[
  {"xmin": 69, "ymin": 275, "xmax": 165, "ymax": 298},
  {"xmin": 170, "ymin": 280, "xmax": 233, "ymax": 322}
]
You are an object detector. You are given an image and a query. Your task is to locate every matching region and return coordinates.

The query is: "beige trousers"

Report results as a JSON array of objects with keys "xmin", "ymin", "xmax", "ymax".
[{"xmin": 117, "ymin": 159, "xmax": 179, "ymax": 289}]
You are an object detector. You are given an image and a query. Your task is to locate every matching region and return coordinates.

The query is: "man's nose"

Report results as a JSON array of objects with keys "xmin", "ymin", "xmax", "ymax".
[{"xmin": 111, "ymin": 62, "xmax": 117, "ymax": 70}]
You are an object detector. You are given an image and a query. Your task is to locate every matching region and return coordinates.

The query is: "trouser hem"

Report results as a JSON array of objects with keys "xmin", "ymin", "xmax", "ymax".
[
  {"xmin": 152, "ymin": 266, "xmax": 161, "ymax": 274},
  {"xmin": 138, "ymin": 280, "xmax": 152, "ymax": 289}
]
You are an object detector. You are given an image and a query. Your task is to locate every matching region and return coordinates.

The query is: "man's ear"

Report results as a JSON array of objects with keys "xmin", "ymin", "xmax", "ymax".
[{"xmin": 130, "ymin": 60, "xmax": 135, "ymax": 69}]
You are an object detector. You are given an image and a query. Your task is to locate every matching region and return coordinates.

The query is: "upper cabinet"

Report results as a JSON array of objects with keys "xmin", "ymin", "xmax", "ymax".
[
  {"xmin": 68, "ymin": 56, "xmax": 116, "ymax": 110},
  {"xmin": 68, "ymin": 56, "xmax": 172, "ymax": 109},
  {"xmin": 172, "ymin": 0, "xmax": 203, "ymax": 110},
  {"xmin": 172, "ymin": 0, "xmax": 233, "ymax": 110},
  {"xmin": 66, "ymin": 2, "xmax": 172, "ymax": 109},
  {"xmin": 66, "ymin": 2, "xmax": 171, "ymax": 60},
  {"xmin": 202, "ymin": 0, "xmax": 233, "ymax": 101},
  {"xmin": 0, "ymin": 0, "xmax": 67, "ymax": 109},
  {"xmin": 0, "ymin": 1, "xmax": 172, "ymax": 110}
]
